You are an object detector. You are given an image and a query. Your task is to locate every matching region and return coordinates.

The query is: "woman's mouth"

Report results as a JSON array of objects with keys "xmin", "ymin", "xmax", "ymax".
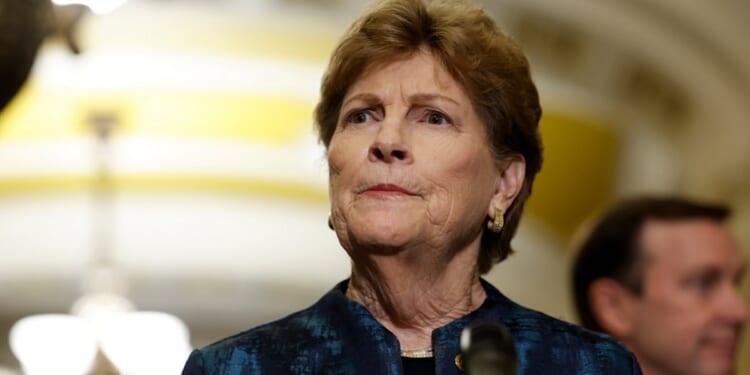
[{"xmin": 361, "ymin": 184, "xmax": 417, "ymax": 197}]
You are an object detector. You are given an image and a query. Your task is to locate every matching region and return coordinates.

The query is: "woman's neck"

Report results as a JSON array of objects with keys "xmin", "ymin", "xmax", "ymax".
[{"xmin": 345, "ymin": 239, "xmax": 486, "ymax": 351}]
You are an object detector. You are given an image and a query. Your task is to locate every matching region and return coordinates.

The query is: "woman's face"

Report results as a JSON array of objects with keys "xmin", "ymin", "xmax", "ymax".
[{"xmin": 327, "ymin": 50, "xmax": 512, "ymax": 255}]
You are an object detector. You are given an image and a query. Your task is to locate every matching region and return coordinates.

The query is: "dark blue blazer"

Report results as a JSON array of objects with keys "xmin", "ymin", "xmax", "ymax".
[{"xmin": 182, "ymin": 279, "xmax": 641, "ymax": 374}]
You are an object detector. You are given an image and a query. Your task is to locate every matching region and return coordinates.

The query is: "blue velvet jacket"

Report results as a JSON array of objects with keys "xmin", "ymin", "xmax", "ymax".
[{"xmin": 182, "ymin": 279, "xmax": 641, "ymax": 374}]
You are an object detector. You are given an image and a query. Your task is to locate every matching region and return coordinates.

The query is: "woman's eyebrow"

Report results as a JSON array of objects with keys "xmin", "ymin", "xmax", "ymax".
[
  {"xmin": 341, "ymin": 93, "xmax": 380, "ymax": 108},
  {"xmin": 408, "ymin": 93, "xmax": 460, "ymax": 106},
  {"xmin": 342, "ymin": 92, "xmax": 461, "ymax": 110}
]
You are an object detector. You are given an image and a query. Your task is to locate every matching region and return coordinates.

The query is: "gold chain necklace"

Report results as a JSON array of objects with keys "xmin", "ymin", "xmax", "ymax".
[{"xmin": 400, "ymin": 347, "xmax": 434, "ymax": 358}]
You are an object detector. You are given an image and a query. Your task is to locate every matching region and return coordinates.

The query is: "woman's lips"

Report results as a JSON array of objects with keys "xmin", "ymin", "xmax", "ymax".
[{"xmin": 361, "ymin": 184, "xmax": 417, "ymax": 197}]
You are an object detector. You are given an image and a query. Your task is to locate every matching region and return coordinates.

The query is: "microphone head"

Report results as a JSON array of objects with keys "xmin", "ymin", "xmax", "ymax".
[{"xmin": 460, "ymin": 322, "xmax": 517, "ymax": 375}]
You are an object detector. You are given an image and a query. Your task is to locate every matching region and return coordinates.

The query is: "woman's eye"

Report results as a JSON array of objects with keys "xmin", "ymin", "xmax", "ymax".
[
  {"xmin": 347, "ymin": 110, "xmax": 374, "ymax": 124},
  {"xmin": 425, "ymin": 111, "xmax": 451, "ymax": 125}
]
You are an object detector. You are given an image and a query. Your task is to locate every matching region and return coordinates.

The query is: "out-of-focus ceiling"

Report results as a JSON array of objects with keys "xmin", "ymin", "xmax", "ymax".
[
  {"xmin": 0, "ymin": 0, "xmax": 748, "ymax": 372},
  {"xmin": 487, "ymin": 0, "xmax": 750, "ymax": 242}
]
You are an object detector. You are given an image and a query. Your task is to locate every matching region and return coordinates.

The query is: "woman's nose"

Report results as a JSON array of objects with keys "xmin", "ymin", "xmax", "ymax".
[
  {"xmin": 369, "ymin": 141, "xmax": 412, "ymax": 163},
  {"xmin": 368, "ymin": 122, "xmax": 412, "ymax": 164}
]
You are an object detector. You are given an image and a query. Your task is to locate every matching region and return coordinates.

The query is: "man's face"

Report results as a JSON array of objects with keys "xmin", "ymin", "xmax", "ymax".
[{"xmin": 626, "ymin": 219, "xmax": 747, "ymax": 375}]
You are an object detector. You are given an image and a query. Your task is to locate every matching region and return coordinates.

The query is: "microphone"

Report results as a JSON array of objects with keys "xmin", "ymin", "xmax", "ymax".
[{"xmin": 460, "ymin": 322, "xmax": 517, "ymax": 375}]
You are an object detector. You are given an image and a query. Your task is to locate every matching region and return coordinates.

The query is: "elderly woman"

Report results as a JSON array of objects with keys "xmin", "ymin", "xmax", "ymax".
[{"xmin": 182, "ymin": 0, "xmax": 641, "ymax": 374}]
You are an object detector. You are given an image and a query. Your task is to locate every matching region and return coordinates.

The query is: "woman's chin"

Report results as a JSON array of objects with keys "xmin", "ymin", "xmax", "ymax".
[{"xmin": 346, "ymin": 216, "xmax": 423, "ymax": 254}]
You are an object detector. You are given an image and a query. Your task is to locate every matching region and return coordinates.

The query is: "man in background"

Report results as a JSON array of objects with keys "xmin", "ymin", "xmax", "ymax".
[{"xmin": 572, "ymin": 197, "xmax": 747, "ymax": 375}]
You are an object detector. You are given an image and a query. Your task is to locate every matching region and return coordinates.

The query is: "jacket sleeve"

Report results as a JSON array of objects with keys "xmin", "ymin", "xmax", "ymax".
[{"xmin": 181, "ymin": 349, "xmax": 206, "ymax": 375}]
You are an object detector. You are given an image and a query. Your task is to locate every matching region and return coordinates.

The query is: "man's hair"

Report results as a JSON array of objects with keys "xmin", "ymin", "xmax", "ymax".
[
  {"xmin": 572, "ymin": 196, "xmax": 730, "ymax": 332},
  {"xmin": 314, "ymin": 0, "xmax": 543, "ymax": 273}
]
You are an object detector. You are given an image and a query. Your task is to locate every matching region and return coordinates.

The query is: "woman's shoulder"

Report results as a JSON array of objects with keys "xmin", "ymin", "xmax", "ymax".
[
  {"xmin": 506, "ymin": 307, "xmax": 640, "ymax": 374},
  {"xmin": 183, "ymin": 281, "xmax": 375, "ymax": 374},
  {"xmin": 479, "ymin": 281, "xmax": 641, "ymax": 374},
  {"xmin": 508, "ymin": 303, "xmax": 632, "ymax": 355},
  {"xmin": 183, "ymin": 303, "xmax": 339, "ymax": 375},
  {"xmin": 199, "ymin": 289, "xmax": 345, "ymax": 359}
]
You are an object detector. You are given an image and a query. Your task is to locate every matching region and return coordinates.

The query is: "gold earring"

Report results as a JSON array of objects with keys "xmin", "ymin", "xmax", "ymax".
[
  {"xmin": 487, "ymin": 208, "xmax": 504, "ymax": 233},
  {"xmin": 328, "ymin": 215, "xmax": 334, "ymax": 230}
]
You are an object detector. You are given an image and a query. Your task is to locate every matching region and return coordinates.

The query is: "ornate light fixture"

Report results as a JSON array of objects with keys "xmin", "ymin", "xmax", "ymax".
[{"xmin": 8, "ymin": 112, "xmax": 192, "ymax": 375}]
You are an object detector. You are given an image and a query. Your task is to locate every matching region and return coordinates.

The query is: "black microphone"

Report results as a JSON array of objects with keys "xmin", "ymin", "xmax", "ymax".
[{"xmin": 460, "ymin": 322, "xmax": 517, "ymax": 375}]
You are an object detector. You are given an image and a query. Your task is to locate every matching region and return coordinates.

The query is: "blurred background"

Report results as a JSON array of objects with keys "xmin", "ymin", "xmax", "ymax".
[{"xmin": 0, "ymin": 0, "xmax": 748, "ymax": 373}]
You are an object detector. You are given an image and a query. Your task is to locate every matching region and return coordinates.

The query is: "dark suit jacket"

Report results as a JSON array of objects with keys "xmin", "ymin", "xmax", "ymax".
[{"xmin": 182, "ymin": 279, "xmax": 642, "ymax": 374}]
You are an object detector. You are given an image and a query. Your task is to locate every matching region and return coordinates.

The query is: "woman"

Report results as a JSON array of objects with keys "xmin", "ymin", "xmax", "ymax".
[{"xmin": 182, "ymin": 0, "xmax": 642, "ymax": 374}]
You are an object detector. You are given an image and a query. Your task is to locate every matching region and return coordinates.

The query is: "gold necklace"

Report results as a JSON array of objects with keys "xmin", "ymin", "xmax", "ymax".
[{"xmin": 400, "ymin": 347, "xmax": 434, "ymax": 358}]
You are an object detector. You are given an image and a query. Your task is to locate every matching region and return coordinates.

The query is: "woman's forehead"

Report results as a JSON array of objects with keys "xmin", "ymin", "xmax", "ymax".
[{"xmin": 344, "ymin": 50, "xmax": 466, "ymax": 102}]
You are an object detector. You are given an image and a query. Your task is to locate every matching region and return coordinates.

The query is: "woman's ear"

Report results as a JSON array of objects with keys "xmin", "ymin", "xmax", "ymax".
[
  {"xmin": 487, "ymin": 155, "xmax": 525, "ymax": 216},
  {"xmin": 588, "ymin": 278, "xmax": 638, "ymax": 340}
]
